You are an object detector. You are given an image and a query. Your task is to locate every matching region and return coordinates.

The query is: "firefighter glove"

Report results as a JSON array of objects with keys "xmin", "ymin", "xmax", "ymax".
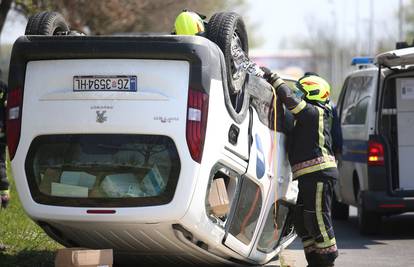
[{"xmin": 260, "ymin": 66, "xmax": 285, "ymax": 89}]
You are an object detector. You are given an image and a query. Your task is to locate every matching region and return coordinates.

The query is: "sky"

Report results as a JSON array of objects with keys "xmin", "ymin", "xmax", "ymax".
[
  {"xmin": 0, "ymin": 9, "xmax": 26, "ymax": 44},
  {"xmin": 0, "ymin": 0, "xmax": 404, "ymax": 48},
  {"xmin": 244, "ymin": 0, "xmax": 402, "ymax": 51}
]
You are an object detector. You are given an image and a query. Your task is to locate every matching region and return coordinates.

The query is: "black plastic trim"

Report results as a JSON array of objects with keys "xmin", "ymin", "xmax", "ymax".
[
  {"xmin": 361, "ymin": 190, "xmax": 414, "ymax": 213},
  {"xmin": 8, "ymin": 35, "xmax": 223, "ymax": 95},
  {"xmin": 228, "ymin": 124, "xmax": 239, "ymax": 145}
]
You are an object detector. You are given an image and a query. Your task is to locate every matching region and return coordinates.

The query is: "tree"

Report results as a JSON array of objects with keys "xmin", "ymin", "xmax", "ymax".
[
  {"xmin": 9, "ymin": 0, "xmax": 246, "ymax": 35},
  {"xmin": 0, "ymin": 0, "xmax": 12, "ymax": 33},
  {"xmin": 404, "ymin": 0, "xmax": 414, "ymax": 42}
]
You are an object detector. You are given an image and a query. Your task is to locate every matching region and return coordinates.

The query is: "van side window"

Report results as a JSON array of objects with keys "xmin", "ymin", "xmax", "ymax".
[{"xmin": 341, "ymin": 76, "xmax": 373, "ymax": 125}]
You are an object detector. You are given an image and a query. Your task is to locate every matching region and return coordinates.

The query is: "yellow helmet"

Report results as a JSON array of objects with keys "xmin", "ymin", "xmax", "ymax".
[
  {"xmin": 174, "ymin": 11, "xmax": 205, "ymax": 35},
  {"xmin": 296, "ymin": 75, "xmax": 331, "ymax": 104}
]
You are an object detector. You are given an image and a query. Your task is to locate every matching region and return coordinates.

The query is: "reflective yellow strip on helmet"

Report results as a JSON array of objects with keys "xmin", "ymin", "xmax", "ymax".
[
  {"xmin": 293, "ymin": 161, "xmax": 337, "ymax": 178},
  {"xmin": 317, "ymin": 107, "xmax": 329, "ymax": 158},
  {"xmin": 290, "ymin": 100, "xmax": 306, "ymax": 114},
  {"xmin": 300, "ymin": 76, "xmax": 331, "ymax": 103}
]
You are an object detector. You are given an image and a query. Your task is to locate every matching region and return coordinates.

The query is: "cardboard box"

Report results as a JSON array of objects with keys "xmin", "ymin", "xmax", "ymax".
[
  {"xmin": 208, "ymin": 178, "xmax": 229, "ymax": 217},
  {"xmin": 101, "ymin": 173, "xmax": 143, "ymax": 197},
  {"xmin": 55, "ymin": 248, "xmax": 113, "ymax": 267},
  {"xmin": 51, "ymin": 182, "xmax": 89, "ymax": 198},
  {"xmin": 60, "ymin": 171, "xmax": 97, "ymax": 189},
  {"xmin": 39, "ymin": 168, "xmax": 61, "ymax": 194},
  {"xmin": 141, "ymin": 164, "xmax": 165, "ymax": 196}
]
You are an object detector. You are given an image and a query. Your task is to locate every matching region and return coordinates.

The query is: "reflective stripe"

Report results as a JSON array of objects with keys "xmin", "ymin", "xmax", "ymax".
[
  {"xmin": 315, "ymin": 182, "xmax": 336, "ymax": 249},
  {"xmin": 302, "ymin": 238, "xmax": 315, "ymax": 248},
  {"xmin": 316, "ymin": 182, "xmax": 329, "ymax": 244},
  {"xmin": 315, "ymin": 238, "xmax": 337, "ymax": 249},
  {"xmin": 293, "ymin": 161, "xmax": 337, "ymax": 178},
  {"xmin": 291, "ymin": 155, "xmax": 336, "ymax": 172},
  {"xmin": 317, "ymin": 107, "xmax": 328, "ymax": 158},
  {"xmin": 272, "ymin": 77, "xmax": 285, "ymax": 89},
  {"xmin": 0, "ymin": 189, "xmax": 9, "ymax": 195},
  {"xmin": 290, "ymin": 100, "xmax": 306, "ymax": 114}
]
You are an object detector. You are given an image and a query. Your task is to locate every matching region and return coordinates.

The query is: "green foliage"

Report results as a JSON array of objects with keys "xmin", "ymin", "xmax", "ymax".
[
  {"xmin": 14, "ymin": 0, "xmax": 52, "ymax": 16},
  {"xmin": 0, "ymin": 160, "xmax": 61, "ymax": 267},
  {"xmin": 405, "ymin": 0, "xmax": 414, "ymax": 41},
  {"xmin": 13, "ymin": 0, "xmax": 246, "ymax": 35}
]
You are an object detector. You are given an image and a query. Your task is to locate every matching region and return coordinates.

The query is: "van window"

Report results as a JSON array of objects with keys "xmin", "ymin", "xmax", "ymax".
[
  {"xmin": 341, "ymin": 76, "xmax": 373, "ymax": 125},
  {"xmin": 257, "ymin": 203, "xmax": 289, "ymax": 253},
  {"xmin": 25, "ymin": 134, "xmax": 180, "ymax": 207},
  {"xmin": 228, "ymin": 178, "xmax": 262, "ymax": 245}
]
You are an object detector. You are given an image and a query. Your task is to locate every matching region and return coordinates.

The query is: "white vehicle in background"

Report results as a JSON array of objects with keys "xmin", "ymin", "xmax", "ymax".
[
  {"xmin": 333, "ymin": 47, "xmax": 414, "ymax": 234},
  {"xmin": 7, "ymin": 11, "xmax": 297, "ymax": 265}
]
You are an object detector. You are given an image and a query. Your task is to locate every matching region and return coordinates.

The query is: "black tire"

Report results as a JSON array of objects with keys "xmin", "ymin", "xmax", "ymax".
[
  {"xmin": 207, "ymin": 12, "xmax": 249, "ymax": 91},
  {"xmin": 332, "ymin": 193, "xmax": 349, "ymax": 220},
  {"xmin": 25, "ymin": 11, "xmax": 69, "ymax": 35},
  {"xmin": 357, "ymin": 190, "xmax": 381, "ymax": 235}
]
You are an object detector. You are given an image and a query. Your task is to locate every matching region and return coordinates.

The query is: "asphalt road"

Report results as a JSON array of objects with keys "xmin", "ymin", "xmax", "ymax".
[{"xmin": 276, "ymin": 207, "xmax": 414, "ymax": 267}]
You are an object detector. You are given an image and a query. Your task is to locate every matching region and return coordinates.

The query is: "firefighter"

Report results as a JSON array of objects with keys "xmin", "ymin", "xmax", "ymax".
[
  {"xmin": 0, "ymin": 80, "xmax": 9, "ymax": 252},
  {"xmin": 173, "ymin": 10, "xmax": 205, "ymax": 36},
  {"xmin": 303, "ymin": 72, "xmax": 343, "ymax": 165},
  {"xmin": 261, "ymin": 69, "xmax": 338, "ymax": 267}
]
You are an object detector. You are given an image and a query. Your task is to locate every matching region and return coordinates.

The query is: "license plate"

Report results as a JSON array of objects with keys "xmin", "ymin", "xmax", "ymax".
[{"xmin": 73, "ymin": 75, "xmax": 137, "ymax": 92}]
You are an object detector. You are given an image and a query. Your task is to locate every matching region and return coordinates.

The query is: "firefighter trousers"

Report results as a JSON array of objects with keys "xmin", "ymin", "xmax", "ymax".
[{"xmin": 294, "ymin": 173, "xmax": 338, "ymax": 267}]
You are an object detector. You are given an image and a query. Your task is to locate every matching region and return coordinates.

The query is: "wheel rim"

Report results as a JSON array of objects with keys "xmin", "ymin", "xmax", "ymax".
[{"xmin": 230, "ymin": 31, "xmax": 247, "ymax": 93}]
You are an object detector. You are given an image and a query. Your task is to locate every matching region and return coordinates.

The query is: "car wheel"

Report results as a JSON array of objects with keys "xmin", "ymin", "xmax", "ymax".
[
  {"xmin": 206, "ymin": 12, "xmax": 250, "ymax": 123},
  {"xmin": 332, "ymin": 193, "xmax": 349, "ymax": 220},
  {"xmin": 25, "ymin": 11, "xmax": 70, "ymax": 35},
  {"xmin": 357, "ymin": 190, "xmax": 381, "ymax": 235},
  {"xmin": 206, "ymin": 12, "xmax": 249, "ymax": 95}
]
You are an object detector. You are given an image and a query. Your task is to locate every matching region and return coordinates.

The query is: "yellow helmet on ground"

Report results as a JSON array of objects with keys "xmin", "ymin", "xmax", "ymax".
[
  {"xmin": 174, "ymin": 11, "xmax": 205, "ymax": 35},
  {"xmin": 296, "ymin": 75, "xmax": 331, "ymax": 104}
]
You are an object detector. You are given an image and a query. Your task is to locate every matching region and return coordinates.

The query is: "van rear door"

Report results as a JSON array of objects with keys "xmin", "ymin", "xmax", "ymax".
[
  {"xmin": 377, "ymin": 48, "xmax": 414, "ymax": 193},
  {"xmin": 394, "ymin": 78, "xmax": 414, "ymax": 190}
]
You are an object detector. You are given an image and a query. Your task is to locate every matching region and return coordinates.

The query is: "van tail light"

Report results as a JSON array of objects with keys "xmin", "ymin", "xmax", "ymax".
[
  {"xmin": 368, "ymin": 140, "xmax": 384, "ymax": 166},
  {"xmin": 186, "ymin": 88, "xmax": 209, "ymax": 163},
  {"xmin": 7, "ymin": 88, "xmax": 23, "ymax": 160}
]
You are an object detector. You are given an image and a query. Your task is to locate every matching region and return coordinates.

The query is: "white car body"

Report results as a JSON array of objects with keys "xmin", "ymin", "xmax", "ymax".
[{"xmin": 8, "ymin": 35, "xmax": 297, "ymax": 265}]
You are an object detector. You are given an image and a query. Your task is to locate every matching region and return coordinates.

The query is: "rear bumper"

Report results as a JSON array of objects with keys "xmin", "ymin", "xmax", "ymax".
[{"xmin": 362, "ymin": 190, "xmax": 414, "ymax": 213}]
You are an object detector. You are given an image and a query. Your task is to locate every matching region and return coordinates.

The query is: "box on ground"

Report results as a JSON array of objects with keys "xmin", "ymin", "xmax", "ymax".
[{"xmin": 55, "ymin": 248, "xmax": 113, "ymax": 267}]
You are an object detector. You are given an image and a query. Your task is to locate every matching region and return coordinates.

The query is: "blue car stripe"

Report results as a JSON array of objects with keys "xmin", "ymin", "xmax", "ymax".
[{"xmin": 342, "ymin": 140, "xmax": 368, "ymax": 163}]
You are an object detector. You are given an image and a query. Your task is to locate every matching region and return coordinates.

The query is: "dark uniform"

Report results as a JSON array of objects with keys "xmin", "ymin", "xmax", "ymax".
[
  {"xmin": 0, "ymin": 80, "xmax": 8, "ymax": 252},
  {"xmin": 274, "ymin": 81, "xmax": 338, "ymax": 267},
  {"xmin": 0, "ymin": 80, "xmax": 7, "ymax": 196}
]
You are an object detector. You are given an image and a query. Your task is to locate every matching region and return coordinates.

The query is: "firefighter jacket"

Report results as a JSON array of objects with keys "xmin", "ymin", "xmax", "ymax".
[{"xmin": 276, "ymin": 83, "xmax": 338, "ymax": 179}]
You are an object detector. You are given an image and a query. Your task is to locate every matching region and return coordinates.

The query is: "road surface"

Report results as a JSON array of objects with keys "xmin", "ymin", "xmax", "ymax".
[{"xmin": 272, "ymin": 207, "xmax": 414, "ymax": 267}]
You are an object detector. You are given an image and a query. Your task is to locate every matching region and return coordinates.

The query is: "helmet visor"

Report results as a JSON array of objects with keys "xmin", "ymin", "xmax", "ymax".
[{"xmin": 293, "ymin": 84, "xmax": 304, "ymax": 99}]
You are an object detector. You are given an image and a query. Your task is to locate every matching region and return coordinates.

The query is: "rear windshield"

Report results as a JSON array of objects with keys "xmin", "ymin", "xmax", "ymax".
[{"xmin": 25, "ymin": 135, "xmax": 180, "ymax": 207}]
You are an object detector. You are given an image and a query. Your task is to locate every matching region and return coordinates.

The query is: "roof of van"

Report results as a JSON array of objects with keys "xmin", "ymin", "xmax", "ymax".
[{"xmin": 376, "ymin": 47, "xmax": 414, "ymax": 68}]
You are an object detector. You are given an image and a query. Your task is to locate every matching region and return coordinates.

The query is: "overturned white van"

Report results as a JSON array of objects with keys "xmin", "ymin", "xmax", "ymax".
[{"xmin": 7, "ymin": 11, "xmax": 297, "ymax": 266}]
